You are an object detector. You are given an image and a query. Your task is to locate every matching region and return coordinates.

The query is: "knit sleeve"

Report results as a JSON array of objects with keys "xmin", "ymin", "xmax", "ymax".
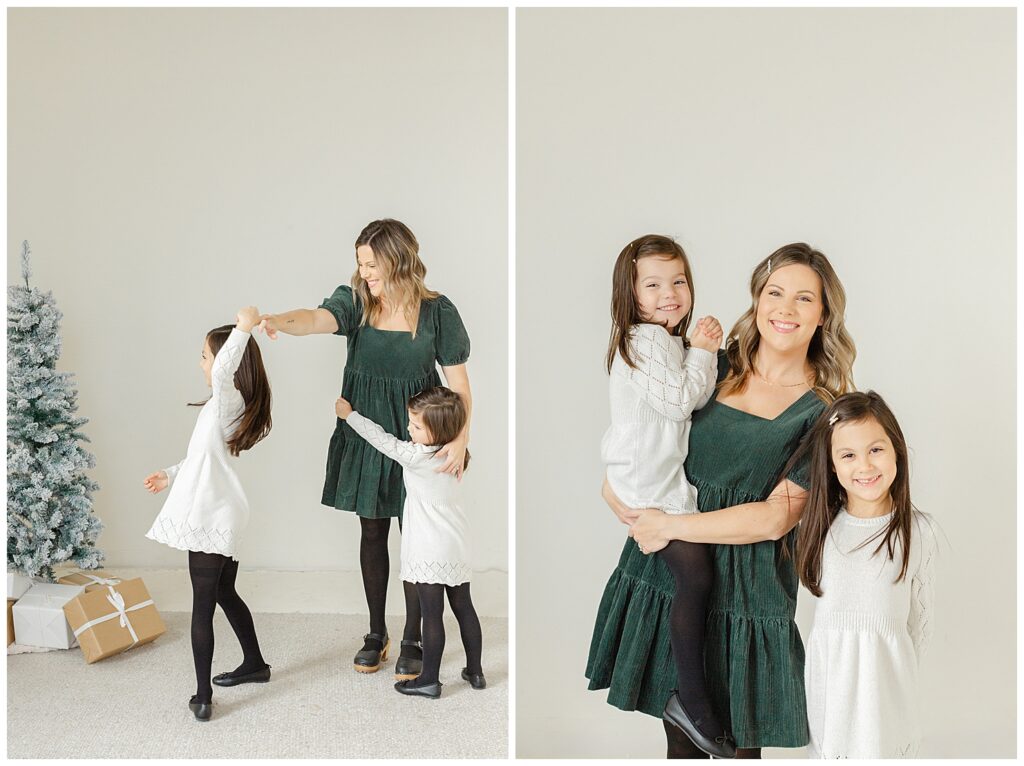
[
  {"xmin": 163, "ymin": 458, "xmax": 186, "ymax": 485},
  {"xmin": 622, "ymin": 324, "xmax": 714, "ymax": 422},
  {"xmin": 211, "ymin": 328, "xmax": 249, "ymax": 428},
  {"xmin": 318, "ymin": 285, "xmax": 361, "ymax": 337},
  {"xmin": 434, "ymin": 296, "xmax": 471, "ymax": 366},
  {"xmin": 908, "ymin": 514, "xmax": 937, "ymax": 662},
  {"xmin": 347, "ymin": 411, "xmax": 427, "ymax": 469}
]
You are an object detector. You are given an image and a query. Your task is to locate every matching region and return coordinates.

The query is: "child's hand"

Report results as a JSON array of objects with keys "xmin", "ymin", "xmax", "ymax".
[
  {"xmin": 143, "ymin": 471, "xmax": 169, "ymax": 494},
  {"xmin": 335, "ymin": 396, "xmax": 353, "ymax": 420},
  {"xmin": 237, "ymin": 306, "xmax": 260, "ymax": 333},
  {"xmin": 689, "ymin": 315, "xmax": 723, "ymax": 352}
]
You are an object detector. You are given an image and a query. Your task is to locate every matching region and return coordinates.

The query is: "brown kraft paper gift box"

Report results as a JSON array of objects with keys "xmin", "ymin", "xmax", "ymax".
[
  {"xmin": 62, "ymin": 578, "xmax": 166, "ymax": 663},
  {"xmin": 57, "ymin": 570, "xmax": 122, "ymax": 593}
]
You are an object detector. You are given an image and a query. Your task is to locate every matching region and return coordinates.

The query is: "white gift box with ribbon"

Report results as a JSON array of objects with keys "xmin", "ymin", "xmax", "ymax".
[
  {"xmin": 12, "ymin": 583, "xmax": 87, "ymax": 649},
  {"xmin": 7, "ymin": 571, "xmax": 33, "ymax": 600}
]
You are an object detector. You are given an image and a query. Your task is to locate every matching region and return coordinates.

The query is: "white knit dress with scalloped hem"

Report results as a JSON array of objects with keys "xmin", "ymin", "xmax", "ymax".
[
  {"xmin": 145, "ymin": 328, "xmax": 251, "ymax": 557},
  {"xmin": 346, "ymin": 411, "xmax": 471, "ymax": 586},
  {"xmin": 805, "ymin": 509, "xmax": 937, "ymax": 758},
  {"xmin": 601, "ymin": 322, "xmax": 717, "ymax": 515}
]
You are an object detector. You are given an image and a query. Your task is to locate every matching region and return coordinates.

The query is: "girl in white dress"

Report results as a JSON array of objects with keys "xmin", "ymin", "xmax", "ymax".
[
  {"xmin": 144, "ymin": 307, "xmax": 273, "ymax": 721},
  {"xmin": 601, "ymin": 235, "xmax": 732, "ymax": 758},
  {"xmin": 790, "ymin": 390, "xmax": 937, "ymax": 757},
  {"xmin": 335, "ymin": 386, "xmax": 483, "ymax": 699}
]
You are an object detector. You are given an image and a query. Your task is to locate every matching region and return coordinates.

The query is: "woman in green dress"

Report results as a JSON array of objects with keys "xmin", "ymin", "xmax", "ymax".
[
  {"xmin": 587, "ymin": 243, "xmax": 855, "ymax": 758},
  {"xmin": 258, "ymin": 219, "xmax": 471, "ymax": 679}
]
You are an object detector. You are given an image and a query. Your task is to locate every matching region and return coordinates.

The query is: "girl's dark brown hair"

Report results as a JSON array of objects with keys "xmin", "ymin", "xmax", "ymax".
[
  {"xmin": 190, "ymin": 325, "xmax": 273, "ymax": 456},
  {"xmin": 605, "ymin": 234, "xmax": 695, "ymax": 374},
  {"xmin": 785, "ymin": 390, "xmax": 914, "ymax": 597},
  {"xmin": 408, "ymin": 386, "xmax": 470, "ymax": 470}
]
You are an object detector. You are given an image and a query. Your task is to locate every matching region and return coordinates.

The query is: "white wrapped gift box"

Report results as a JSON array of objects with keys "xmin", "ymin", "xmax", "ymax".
[
  {"xmin": 7, "ymin": 571, "xmax": 33, "ymax": 600},
  {"xmin": 12, "ymin": 583, "xmax": 86, "ymax": 649}
]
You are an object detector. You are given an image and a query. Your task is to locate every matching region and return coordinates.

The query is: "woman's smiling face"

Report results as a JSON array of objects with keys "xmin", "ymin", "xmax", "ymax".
[
  {"xmin": 755, "ymin": 263, "xmax": 824, "ymax": 354},
  {"xmin": 357, "ymin": 245, "xmax": 384, "ymax": 297}
]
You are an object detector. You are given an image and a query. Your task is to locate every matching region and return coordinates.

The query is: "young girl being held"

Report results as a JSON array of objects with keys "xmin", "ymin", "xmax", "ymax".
[
  {"xmin": 144, "ymin": 307, "xmax": 273, "ymax": 722},
  {"xmin": 600, "ymin": 235, "xmax": 733, "ymax": 758},
  {"xmin": 790, "ymin": 390, "xmax": 937, "ymax": 758},
  {"xmin": 335, "ymin": 386, "xmax": 483, "ymax": 699}
]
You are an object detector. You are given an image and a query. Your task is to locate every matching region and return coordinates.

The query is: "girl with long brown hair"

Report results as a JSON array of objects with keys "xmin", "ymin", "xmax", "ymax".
[
  {"xmin": 600, "ymin": 234, "xmax": 732, "ymax": 756},
  {"xmin": 334, "ymin": 386, "xmax": 484, "ymax": 698},
  {"xmin": 144, "ymin": 306, "xmax": 274, "ymax": 721},
  {"xmin": 257, "ymin": 219, "xmax": 472, "ymax": 681},
  {"xmin": 785, "ymin": 391, "xmax": 936, "ymax": 758},
  {"xmin": 589, "ymin": 243, "xmax": 855, "ymax": 758}
]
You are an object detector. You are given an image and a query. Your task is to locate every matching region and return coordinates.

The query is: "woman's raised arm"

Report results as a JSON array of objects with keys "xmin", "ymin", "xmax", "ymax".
[{"xmin": 257, "ymin": 308, "xmax": 339, "ymax": 339}]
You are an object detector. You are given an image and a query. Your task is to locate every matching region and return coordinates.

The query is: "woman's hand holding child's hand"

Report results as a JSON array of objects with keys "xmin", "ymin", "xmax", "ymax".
[
  {"xmin": 143, "ymin": 471, "xmax": 169, "ymax": 494},
  {"xmin": 236, "ymin": 306, "xmax": 261, "ymax": 333},
  {"xmin": 690, "ymin": 315, "xmax": 723, "ymax": 353},
  {"xmin": 335, "ymin": 396, "xmax": 353, "ymax": 420},
  {"xmin": 256, "ymin": 314, "xmax": 279, "ymax": 340}
]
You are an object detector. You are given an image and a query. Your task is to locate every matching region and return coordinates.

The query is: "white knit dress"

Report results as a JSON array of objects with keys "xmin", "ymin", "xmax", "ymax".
[
  {"xmin": 601, "ymin": 322, "xmax": 717, "ymax": 514},
  {"xmin": 347, "ymin": 411, "xmax": 471, "ymax": 586},
  {"xmin": 145, "ymin": 328, "xmax": 251, "ymax": 557},
  {"xmin": 805, "ymin": 509, "xmax": 937, "ymax": 758}
]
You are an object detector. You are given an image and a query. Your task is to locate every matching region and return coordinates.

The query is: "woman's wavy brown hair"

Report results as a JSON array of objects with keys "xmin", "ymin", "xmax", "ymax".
[
  {"xmin": 720, "ymin": 243, "xmax": 856, "ymax": 403},
  {"xmin": 786, "ymin": 391, "xmax": 915, "ymax": 597},
  {"xmin": 605, "ymin": 234, "xmax": 695, "ymax": 373},
  {"xmin": 190, "ymin": 325, "xmax": 272, "ymax": 456},
  {"xmin": 408, "ymin": 386, "xmax": 470, "ymax": 471},
  {"xmin": 353, "ymin": 219, "xmax": 439, "ymax": 339}
]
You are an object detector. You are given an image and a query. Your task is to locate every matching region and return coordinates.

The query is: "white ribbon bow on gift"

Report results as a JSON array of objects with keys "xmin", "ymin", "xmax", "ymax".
[
  {"xmin": 72, "ymin": 585, "xmax": 154, "ymax": 647},
  {"xmin": 81, "ymin": 574, "xmax": 122, "ymax": 587}
]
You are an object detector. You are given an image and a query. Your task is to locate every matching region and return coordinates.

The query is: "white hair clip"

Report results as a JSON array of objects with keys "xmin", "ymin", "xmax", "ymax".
[
  {"xmin": 828, "ymin": 412, "xmax": 839, "ymax": 426},
  {"xmin": 767, "ymin": 258, "xmax": 772, "ymax": 275}
]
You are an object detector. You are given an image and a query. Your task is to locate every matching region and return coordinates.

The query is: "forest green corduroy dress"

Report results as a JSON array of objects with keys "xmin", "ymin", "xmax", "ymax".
[
  {"xmin": 586, "ymin": 355, "xmax": 824, "ymax": 748},
  {"xmin": 318, "ymin": 286, "xmax": 470, "ymax": 519}
]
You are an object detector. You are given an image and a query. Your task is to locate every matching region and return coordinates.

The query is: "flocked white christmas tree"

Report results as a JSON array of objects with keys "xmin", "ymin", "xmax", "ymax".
[{"xmin": 8, "ymin": 241, "xmax": 103, "ymax": 581}]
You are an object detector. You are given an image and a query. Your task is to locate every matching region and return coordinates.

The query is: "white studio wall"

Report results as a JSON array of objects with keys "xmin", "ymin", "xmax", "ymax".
[{"xmin": 8, "ymin": 9, "xmax": 508, "ymax": 592}]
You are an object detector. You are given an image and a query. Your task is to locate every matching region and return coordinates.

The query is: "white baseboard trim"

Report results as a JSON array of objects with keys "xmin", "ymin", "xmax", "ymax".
[{"xmin": 101, "ymin": 567, "xmax": 509, "ymax": 618}]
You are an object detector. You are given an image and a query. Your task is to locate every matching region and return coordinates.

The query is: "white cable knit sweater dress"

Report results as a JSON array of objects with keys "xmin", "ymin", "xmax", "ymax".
[
  {"xmin": 145, "ymin": 328, "xmax": 251, "ymax": 557},
  {"xmin": 347, "ymin": 410, "xmax": 471, "ymax": 586},
  {"xmin": 601, "ymin": 323, "xmax": 717, "ymax": 514},
  {"xmin": 805, "ymin": 509, "xmax": 937, "ymax": 758}
]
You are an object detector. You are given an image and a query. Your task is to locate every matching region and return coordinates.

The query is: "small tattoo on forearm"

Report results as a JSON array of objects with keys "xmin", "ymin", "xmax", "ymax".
[{"xmin": 286, "ymin": 319, "xmax": 294, "ymax": 324}]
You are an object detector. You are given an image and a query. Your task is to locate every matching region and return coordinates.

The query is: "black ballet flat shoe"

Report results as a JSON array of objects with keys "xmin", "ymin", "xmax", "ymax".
[
  {"xmin": 663, "ymin": 692, "xmax": 736, "ymax": 759},
  {"xmin": 188, "ymin": 696, "xmax": 212, "ymax": 722},
  {"xmin": 394, "ymin": 679, "xmax": 443, "ymax": 698},
  {"xmin": 461, "ymin": 667, "xmax": 487, "ymax": 690},
  {"xmin": 212, "ymin": 663, "xmax": 272, "ymax": 687},
  {"xmin": 394, "ymin": 640, "xmax": 423, "ymax": 680},
  {"xmin": 353, "ymin": 632, "xmax": 389, "ymax": 674}
]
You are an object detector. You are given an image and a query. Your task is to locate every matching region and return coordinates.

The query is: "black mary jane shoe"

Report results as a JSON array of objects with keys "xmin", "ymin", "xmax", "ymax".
[
  {"xmin": 394, "ymin": 679, "xmax": 442, "ymax": 699},
  {"xmin": 212, "ymin": 663, "xmax": 272, "ymax": 687},
  {"xmin": 188, "ymin": 696, "xmax": 212, "ymax": 722},
  {"xmin": 663, "ymin": 692, "xmax": 736, "ymax": 759},
  {"xmin": 461, "ymin": 667, "xmax": 487, "ymax": 690},
  {"xmin": 394, "ymin": 640, "xmax": 423, "ymax": 680},
  {"xmin": 353, "ymin": 632, "xmax": 389, "ymax": 674}
]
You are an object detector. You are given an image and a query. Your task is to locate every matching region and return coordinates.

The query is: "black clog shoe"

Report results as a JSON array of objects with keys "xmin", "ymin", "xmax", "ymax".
[
  {"xmin": 461, "ymin": 667, "xmax": 487, "ymax": 690},
  {"xmin": 353, "ymin": 632, "xmax": 389, "ymax": 674},
  {"xmin": 663, "ymin": 692, "xmax": 736, "ymax": 759},
  {"xmin": 212, "ymin": 663, "xmax": 272, "ymax": 687},
  {"xmin": 394, "ymin": 640, "xmax": 423, "ymax": 680},
  {"xmin": 394, "ymin": 679, "xmax": 442, "ymax": 698}
]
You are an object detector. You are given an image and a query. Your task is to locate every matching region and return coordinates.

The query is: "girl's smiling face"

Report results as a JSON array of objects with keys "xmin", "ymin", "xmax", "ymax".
[
  {"xmin": 755, "ymin": 263, "xmax": 824, "ymax": 354},
  {"xmin": 200, "ymin": 339, "xmax": 213, "ymax": 387},
  {"xmin": 407, "ymin": 409, "xmax": 433, "ymax": 445},
  {"xmin": 634, "ymin": 255, "xmax": 692, "ymax": 330},
  {"xmin": 831, "ymin": 416, "xmax": 898, "ymax": 512},
  {"xmin": 357, "ymin": 244, "xmax": 384, "ymax": 297}
]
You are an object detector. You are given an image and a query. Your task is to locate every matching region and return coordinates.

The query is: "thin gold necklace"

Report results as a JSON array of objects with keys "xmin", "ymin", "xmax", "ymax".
[{"xmin": 754, "ymin": 366, "xmax": 810, "ymax": 388}]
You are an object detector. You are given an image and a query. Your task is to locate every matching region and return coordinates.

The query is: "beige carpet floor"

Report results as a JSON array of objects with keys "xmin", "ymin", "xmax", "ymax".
[{"xmin": 7, "ymin": 611, "xmax": 508, "ymax": 759}]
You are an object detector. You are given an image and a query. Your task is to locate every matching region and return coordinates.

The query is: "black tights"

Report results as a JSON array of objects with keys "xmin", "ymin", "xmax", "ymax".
[
  {"xmin": 664, "ymin": 721, "xmax": 760, "ymax": 759},
  {"xmin": 657, "ymin": 540, "xmax": 726, "ymax": 742},
  {"xmin": 408, "ymin": 582, "xmax": 483, "ymax": 687},
  {"xmin": 188, "ymin": 551, "xmax": 266, "ymax": 704},
  {"xmin": 359, "ymin": 517, "xmax": 422, "ymax": 651}
]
